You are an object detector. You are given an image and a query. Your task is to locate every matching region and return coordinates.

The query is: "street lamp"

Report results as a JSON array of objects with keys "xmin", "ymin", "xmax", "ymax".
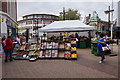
[
  {"xmin": 104, "ymin": 6, "xmax": 114, "ymax": 37},
  {"xmin": 60, "ymin": 7, "xmax": 68, "ymax": 20},
  {"xmin": 34, "ymin": 17, "xmax": 39, "ymax": 44}
]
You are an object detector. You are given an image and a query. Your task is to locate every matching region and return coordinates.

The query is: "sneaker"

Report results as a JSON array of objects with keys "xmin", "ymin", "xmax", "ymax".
[{"xmin": 99, "ymin": 61, "xmax": 102, "ymax": 64}]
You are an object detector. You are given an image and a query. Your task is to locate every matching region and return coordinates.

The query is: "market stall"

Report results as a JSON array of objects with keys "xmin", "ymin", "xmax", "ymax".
[
  {"xmin": 38, "ymin": 20, "xmax": 95, "ymax": 60},
  {"xmin": 12, "ymin": 20, "xmax": 95, "ymax": 61}
]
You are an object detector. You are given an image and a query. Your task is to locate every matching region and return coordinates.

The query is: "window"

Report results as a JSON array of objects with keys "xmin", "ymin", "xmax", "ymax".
[
  {"xmin": 34, "ymin": 16, "xmax": 37, "ymax": 18},
  {"xmin": 26, "ymin": 20, "xmax": 32, "ymax": 24},
  {"xmin": 23, "ymin": 17, "xmax": 26, "ymax": 20},
  {"xmin": 38, "ymin": 15, "xmax": 42, "ymax": 18},
  {"xmin": 27, "ymin": 16, "xmax": 33, "ymax": 19},
  {"xmin": 48, "ymin": 16, "xmax": 51, "ymax": 19},
  {"xmin": 43, "ymin": 16, "xmax": 47, "ymax": 18},
  {"xmin": 55, "ymin": 17, "xmax": 58, "ymax": 20}
]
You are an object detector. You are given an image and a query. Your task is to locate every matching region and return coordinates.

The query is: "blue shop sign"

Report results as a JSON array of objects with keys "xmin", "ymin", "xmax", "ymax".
[{"xmin": 6, "ymin": 19, "xmax": 12, "ymax": 26}]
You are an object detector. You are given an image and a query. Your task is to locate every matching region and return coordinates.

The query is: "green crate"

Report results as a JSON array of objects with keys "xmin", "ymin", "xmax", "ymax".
[
  {"xmin": 79, "ymin": 41, "xmax": 87, "ymax": 49},
  {"xmin": 94, "ymin": 51, "xmax": 98, "ymax": 56},
  {"xmin": 91, "ymin": 50, "xmax": 94, "ymax": 54},
  {"xmin": 86, "ymin": 41, "xmax": 91, "ymax": 48}
]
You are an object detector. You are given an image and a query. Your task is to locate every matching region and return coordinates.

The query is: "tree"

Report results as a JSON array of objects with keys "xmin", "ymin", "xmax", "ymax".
[{"xmin": 59, "ymin": 8, "xmax": 81, "ymax": 21}]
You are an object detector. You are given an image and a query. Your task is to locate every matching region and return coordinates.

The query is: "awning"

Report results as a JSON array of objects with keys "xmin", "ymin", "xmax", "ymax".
[{"xmin": 39, "ymin": 20, "xmax": 95, "ymax": 32}]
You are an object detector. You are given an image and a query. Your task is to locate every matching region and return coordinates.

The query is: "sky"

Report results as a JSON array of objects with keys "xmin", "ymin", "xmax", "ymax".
[{"xmin": 17, "ymin": 0, "xmax": 118, "ymax": 22}]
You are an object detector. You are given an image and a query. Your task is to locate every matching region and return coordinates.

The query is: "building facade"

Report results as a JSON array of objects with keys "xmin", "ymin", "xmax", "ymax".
[
  {"xmin": 18, "ymin": 14, "xmax": 59, "ymax": 36},
  {"xmin": 118, "ymin": 1, "xmax": 120, "ymax": 26},
  {"xmin": 0, "ymin": 0, "xmax": 17, "ymax": 37},
  {"xmin": 84, "ymin": 11, "xmax": 109, "ymax": 33}
]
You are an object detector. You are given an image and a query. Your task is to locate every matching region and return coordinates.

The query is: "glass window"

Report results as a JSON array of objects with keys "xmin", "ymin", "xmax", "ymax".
[
  {"xmin": 43, "ymin": 16, "xmax": 46, "ymax": 18},
  {"xmin": 23, "ymin": 17, "xmax": 26, "ymax": 19},
  {"xmin": 38, "ymin": 15, "xmax": 42, "ymax": 18},
  {"xmin": 48, "ymin": 16, "xmax": 51, "ymax": 19},
  {"xmin": 28, "ymin": 16, "xmax": 33, "ymax": 19},
  {"xmin": 26, "ymin": 20, "xmax": 32, "ymax": 24},
  {"xmin": 34, "ymin": 16, "xmax": 37, "ymax": 18}
]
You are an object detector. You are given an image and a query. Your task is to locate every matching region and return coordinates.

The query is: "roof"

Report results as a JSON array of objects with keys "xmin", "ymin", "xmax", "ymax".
[
  {"xmin": 23, "ymin": 14, "xmax": 59, "ymax": 18},
  {"xmin": 39, "ymin": 20, "xmax": 95, "ymax": 32}
]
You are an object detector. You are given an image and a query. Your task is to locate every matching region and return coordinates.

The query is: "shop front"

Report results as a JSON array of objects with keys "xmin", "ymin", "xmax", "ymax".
[{"xmin": 0, "ymin": 13, "xmax": 18, "ymax": 37}]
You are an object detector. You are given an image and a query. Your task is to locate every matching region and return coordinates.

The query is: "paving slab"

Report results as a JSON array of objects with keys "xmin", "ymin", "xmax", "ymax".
[{"xmin": 2, "ymin": 45, "xmax": 118, "ymax": 78}]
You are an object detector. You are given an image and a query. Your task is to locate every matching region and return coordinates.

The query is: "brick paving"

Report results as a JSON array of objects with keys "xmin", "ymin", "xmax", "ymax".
[
  {"xmin": 0, "ymin": 56, "xmax": 2, "ymax": 80},
  {"xmin": 2, "ymin": 44, "xmax": 118, "ymax": 78}
]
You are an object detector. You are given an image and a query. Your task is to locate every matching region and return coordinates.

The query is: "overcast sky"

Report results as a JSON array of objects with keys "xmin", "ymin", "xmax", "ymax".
[{"xmin": 17, "ymin": 0, "xmax": 118, "ymax": 22}]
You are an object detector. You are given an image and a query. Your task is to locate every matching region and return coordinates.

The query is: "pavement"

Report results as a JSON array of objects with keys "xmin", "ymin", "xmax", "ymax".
[
  {"xmin": 1, "ymin": 44, "xmax": 118, "ymax": 78},
  {"xmin": 0, "ymin": 45, "xmax": 2, "ymax": 80}
]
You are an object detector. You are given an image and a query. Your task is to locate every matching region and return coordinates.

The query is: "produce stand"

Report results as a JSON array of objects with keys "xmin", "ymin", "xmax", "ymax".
[
  {"xmin": 12, "ymin": 36, "xmax": 77, "ymax": 61},
  {"xmin": 13, "ymin": 20, "xmax": 96, "ymax": 61},
  {"xmin": 91, "ymin": 41, "xmax": 98, "ymax": 56}
]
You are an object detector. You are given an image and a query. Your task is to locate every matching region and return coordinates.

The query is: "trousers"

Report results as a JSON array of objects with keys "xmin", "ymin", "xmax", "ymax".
[
  {"xmin": 97, "ymin": 51, "xmax": 105, "ymax": 61},
  {"xmin": 4, "ymin": 49, "xmax": 13, "ymax": 62}
]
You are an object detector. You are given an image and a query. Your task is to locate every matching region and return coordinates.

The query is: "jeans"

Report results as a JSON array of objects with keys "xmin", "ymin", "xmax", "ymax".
[
  {"xmin": 4, "ymin": 49, "xmax": 13, "ymax": 62},
  {"xmin": 76, "ymin": 42, "xmax": 79, "ymax": 48},
  {"xmin": 97, "ymin": 51, "xmax": 105, "ymax": 61}
]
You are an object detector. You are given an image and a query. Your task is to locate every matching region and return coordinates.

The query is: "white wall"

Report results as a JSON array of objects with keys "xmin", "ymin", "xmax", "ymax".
[
  {"xmin": 118, "ymin": 1, "xmax": 120, "ymax": 26},
  {"xmin": 1, "ymin": 15, "xmax": 7, "ymax": 34}
]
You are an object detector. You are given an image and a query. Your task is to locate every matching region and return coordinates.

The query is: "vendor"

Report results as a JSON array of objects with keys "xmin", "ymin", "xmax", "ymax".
[
  {"xmin": 20, "ymin": 34, "xmax": 26, "ymax": 45},
  {"xmin": 59, "ymin": 33, "xmax": 63, "ymax": 41}
]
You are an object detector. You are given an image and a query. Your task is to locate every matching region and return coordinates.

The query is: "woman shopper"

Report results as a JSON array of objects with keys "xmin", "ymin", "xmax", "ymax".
[
  {"xmin": 97, "ymin": 33, "xmax": 107, "ymax": 64},
  {"xmin": 4, "ymin": 36, "xmax": 14, "ymax": 62}
]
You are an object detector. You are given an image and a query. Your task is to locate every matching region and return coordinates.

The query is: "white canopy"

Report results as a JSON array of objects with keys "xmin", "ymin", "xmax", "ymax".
[{"xmin": 39, "ymin": 20, "xmax": 95, "ymax": 32}]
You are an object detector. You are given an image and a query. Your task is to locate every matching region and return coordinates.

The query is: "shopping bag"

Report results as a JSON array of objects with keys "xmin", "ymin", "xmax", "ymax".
[{"xmin": 102, "ymin": 46, "xmax": 109, "ymax": 51}]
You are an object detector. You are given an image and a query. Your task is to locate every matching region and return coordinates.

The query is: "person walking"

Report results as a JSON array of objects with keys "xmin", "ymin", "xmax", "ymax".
[
  {"xmin": 97, "ymin": 33, "xmax": 107, "ymax": 64},
  {"xmin": 3, "ymin": 36, "xmax": 14, "ymax": 62},
  {"xmin": 2, "ymin": 36, "xmax": 6, "ymax": 50}
]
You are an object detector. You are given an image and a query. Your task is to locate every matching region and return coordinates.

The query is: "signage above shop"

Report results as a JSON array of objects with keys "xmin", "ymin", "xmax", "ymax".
[
  {"xmin": 0, "ymin": 16, "xmax": 3, "ymax": 22},
  {"xmin": 16, "ymin": 25, "xmax": 18, "ymax": 28},
  {"xmin": 6, "ymin": 19, "xmax": 12, "ymax": 26},
  {"xmin": 6, "ymin": 19, "xmax": 16, "ymax": 28}
]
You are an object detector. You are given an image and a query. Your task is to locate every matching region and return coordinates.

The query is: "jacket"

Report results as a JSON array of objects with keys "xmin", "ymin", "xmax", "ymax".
[{"xmin": 4, "ymin": 39, "xmax": 14, "ymax": 49}]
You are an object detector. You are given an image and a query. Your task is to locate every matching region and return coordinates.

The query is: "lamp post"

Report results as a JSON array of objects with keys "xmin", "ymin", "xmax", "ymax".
[
  {"xmin": 104, "ymin": 6, "xmax": 114, "ymax": 37},
  {"xmin": 60, "ymin": 7, "xmax": 68, "ymax": 20},
  {"xmin": 34, "ymin": 17, "xmax": 39, "ymax": 44}
]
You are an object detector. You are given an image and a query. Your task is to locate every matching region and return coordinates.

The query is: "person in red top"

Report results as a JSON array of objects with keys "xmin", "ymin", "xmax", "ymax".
[
  {"xmin": 20, "ymin": 34, "xmax": 26, "ymax": 45},
  {"xmin": 4, "ymin": 36, "xmax": 14, "ymax": 62}
]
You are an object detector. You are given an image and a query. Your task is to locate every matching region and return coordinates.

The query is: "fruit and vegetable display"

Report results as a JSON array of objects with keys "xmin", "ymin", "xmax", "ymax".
[
  {"xmin": 25, "ymin": 44, "xmax": 30, "ymax": 51},
  {"xmin": 65, "ymin": 43, "xmax": 71, "ymax": 50},
  {"xmin": 18, "ymin": 45, "xmax": 25, "ymax": 50},
  {"xmin": 51, "ymin": 50, "xmax": 58, "ymax": 57},
  {"xmin": 64, "ymin": 51, "xmax": 71, "ymax": 59},
  {"xmin": 59, "ymin": 43, "xmax": 64, "ymax": 49},
  {"xmin": 30, "ymin": 44, "xmax": 36, "ymax": 50},
  {"xmin": 13, "ymin": 36, "xmax": 78, "ymax": 61},
  {"xmin": 52, "ymin": 42, "xmax": 58, "ymax": 49},
  {"xmin": 45, "ymin": 50, "xmax": 51, "ymax": 58}
]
